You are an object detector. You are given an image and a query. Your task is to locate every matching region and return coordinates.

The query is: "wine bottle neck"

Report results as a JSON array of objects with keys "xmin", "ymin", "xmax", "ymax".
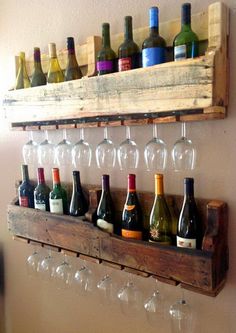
[
  {"xmin": 181, "ymin": 3, "xmax": 191, "ymax": 27},
  {"xmin": 184, "ymin": 178, "xmax": 194, "ymax": 197},
  {"xmin": 37, "ymin": 168, "xmax": 45, "ymax": 184},
  {"xmin": 149, "ymin": 7, "xmax": 159, "ymax": 33},
  {"xmin": 102, "ymin": 23, "xmax": 111, "ymax": 48},
  {"xmin": 72, "ymin": 172, "xmax": 82, "ymax": 192},
  {"xmin": 124, "ymin": 16, "xmax": 133, "ymax": 41},
  {"xmin": 155, "ymin": 177, "xmax": 164, "ymax": 195},
  {"xmin": 52, "ymin": 168, "xmax": 61, "ymax": 187},
  {"xmin": 102, "ymin": 175, "xmax": 110, "ymax": 192},
  {"xmin": 48, "ymin": 43, "xmax": 57, "ymax": 58},
  {"xmin": 127, "ymin": 174, "xmax": 136, "ymax": 193},
  {"xmin": 21, "ymin": 165, "xmax": 29, "ymax": 182}
]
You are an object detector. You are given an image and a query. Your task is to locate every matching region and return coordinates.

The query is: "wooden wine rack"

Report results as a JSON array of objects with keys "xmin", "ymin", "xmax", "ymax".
[
  {"xmin": 2, "ymin": 2, "xmax": 229, "ymax": 130},
  {"xmin": 8, "ymin": 186, "xmax": 228, "ymax": 297}
]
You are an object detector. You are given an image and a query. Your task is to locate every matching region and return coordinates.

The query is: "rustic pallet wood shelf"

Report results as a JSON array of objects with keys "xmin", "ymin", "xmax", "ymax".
[
  {"xmin": 2, "ymin": 2, "xmax": 229, "ymax": 131},
  {"xmin": 8, "ymin": 186, "xmax": 228, "ymax": 297}
]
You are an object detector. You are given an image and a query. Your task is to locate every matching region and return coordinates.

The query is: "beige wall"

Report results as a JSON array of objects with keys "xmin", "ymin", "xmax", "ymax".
[{"xmin": 0, "ymin": 0, "xmax": 236, "ymax": 332}]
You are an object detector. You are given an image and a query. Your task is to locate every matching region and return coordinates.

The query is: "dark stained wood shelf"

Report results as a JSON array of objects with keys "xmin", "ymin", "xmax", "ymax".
[{"xmin": 8, "ymin": 186, "xmax": 228, "ymax": 297}]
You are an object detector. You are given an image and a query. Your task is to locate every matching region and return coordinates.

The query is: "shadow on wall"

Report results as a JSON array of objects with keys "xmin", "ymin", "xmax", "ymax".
[{"xmin": 0, "ymin": 244, "xmax": 5, "ymax": 333}]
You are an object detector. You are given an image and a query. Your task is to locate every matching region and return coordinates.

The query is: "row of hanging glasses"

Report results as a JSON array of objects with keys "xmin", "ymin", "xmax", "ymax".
[
  {"xmin": 22, "ymin": 123, "xmax": 196, "ymax": 172},
  {"xmin": 27, "ymin": 247, "xmax": 194, "ymax": 332}
]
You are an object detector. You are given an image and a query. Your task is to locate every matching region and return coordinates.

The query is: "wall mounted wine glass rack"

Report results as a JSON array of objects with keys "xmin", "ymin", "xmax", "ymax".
[
  {"xmin": 2, "ymin": 2, "xmax": 229, "ymax": 131},
  {"xmin": 4, "ymin": 1, "xmax": 229, "ymax": 297}
]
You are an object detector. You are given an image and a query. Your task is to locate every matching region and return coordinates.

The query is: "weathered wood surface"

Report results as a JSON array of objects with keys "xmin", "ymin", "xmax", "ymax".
[{"xmin": 8, "ymin": 187, "xmax": 228, "ymax": 296}]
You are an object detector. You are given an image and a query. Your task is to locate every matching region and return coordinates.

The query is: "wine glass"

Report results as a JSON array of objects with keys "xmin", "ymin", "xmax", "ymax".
[
  {"xmin": 54, "ymin": 129, "xmax": 72, "ymax": 167},
  {"xmin": 117, "ymin": 126, "xmax": 139, "ymax": 170},
  {"xmin": 22, "ymin": 131, "xmax": 38, "ymax": 166},
  {"xmin": 37, "ymin": 130, "xmax": 55, "ymax": 166},
  {"xmin": 73, "ymin": 260, "xmax": 93, "ymax": 295},
  {"xmin": 72, "ymin": 128, "xmax": 92, "ymax": 168},
  {"xmin": 117, "ymin": 274, "xmax": 143, "ymax": 316},
  {"xmin": 144, "ymin": 124, "xmax": 167, "ymax": 171},
  {"xmin": 95, "ymin": 127, "xmax": 116, "ymax": 169},
  {"xmin": 144, "ymin": 279, "xmax": 165, "ymax": 327},
  {"xmin": 37, "ymin": 250, "xmax": 55, "ymax": 282},
  {"xmin": 26, "ymin": 247, "xmax": 42, "ymax": 278},
  {"xmin": 97, "ymin": 273, "xmax": 115, "ymax": 305},
  {"xmin": 169, "ymin": 292, "xmax": 194, "ymax": 333},
  {"xmin": 52, "ymin": 254, "xmax": 72, "ymax": 289},
  {"xmin": 171, "ymin": 122, "xmax": 196, "ymax": 172}
]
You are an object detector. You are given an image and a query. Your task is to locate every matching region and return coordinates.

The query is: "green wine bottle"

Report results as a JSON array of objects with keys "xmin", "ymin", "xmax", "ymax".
[
  {"xmin": 96, "ymin": 175, "xmax": 115, "ymax": 233},
  {"xmin": 49, "ymin": 168, "xmax": 68, "ymax": 214},
  {"xmin": 47, "ymin": 43, "xmax": 64, "ymax": 83},
  {"xmin": 69, "ymin": 170, "xmax": 88, "ymax": 217},
  {"xmin": 142, "ymin": 7, "xmax": 166, "ymax": 67},
  {"xmin": 177, "ymin": 178, "xmax": 202, "ymax": 249},
  {"xmin": 118, "ymin": 16, "xmax": 140, "ymax": 71},
  {"xmin": 31, "ymin": 47, "xmax": 47, "ymax": 87},
  {"xmin": 97, "ymin": 23, "xmax": 116, "ymax": 75},
  {"xmin": 65, "ymin": 37, "xmax": 83, "ymax": 81},
  {"xmin": 173, "ymin": 3, "xmax": 199, "ymax": 61},
  {"xmin": 15, "ymin": 52, "xmax": 31, "ymax": 89},
  {"xmin": 149, "ymin": 174, "xmax": 172, "ymax": 245},
  {"xmin": 34, "ymin": 167, "xmax": 50, "ymax": 211},
  {"xmin": 122, "ymin": 174, "xmax": 143, "ymax": 240}
]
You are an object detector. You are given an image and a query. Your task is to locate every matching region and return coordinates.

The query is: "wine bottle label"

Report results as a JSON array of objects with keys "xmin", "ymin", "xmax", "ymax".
[
  {"xmin": 96, "ymin": 60, "xmax": 113, "ymax": 71},
  {"xmin": 122, "ymin": 229, "xmax": 142, "ymax": 240},
  {"xmin": 118, "ymin": 57, "xmax": 132, "ymax": 71},
  {"xmin": 174, "ymin": 45, "xmax": 187, "ymax": 61},
  {"xmin": 34, "ymin": 201, "xmax": 46, "ymax": 211},
  {"xmin": 124, "ymin": 204, "xmax": 136, "ymax": 211},
  {"xmin": 49, "ymin": 198, "xmax": 63, "ymax": 214},
  {"xmin": 97, "ymin": 219, "xmax": 114, "ymax": 233},
  {"xmin": 19, "ymin": 196, "xmax": 29, "ymax": 207},
  {"xmin": 142, "ymin": 47, "xmax": 165, "ymax": 67},
  {"xmin": 177, "ymin": 236, "xmax": 196, "ymax": 249}
]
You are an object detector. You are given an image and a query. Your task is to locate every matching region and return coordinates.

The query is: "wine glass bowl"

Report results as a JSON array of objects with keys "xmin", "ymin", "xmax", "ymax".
[
  {"xmin": 52, "ymin": 255, "xmax": 72, "ymax": 289},
  {"xmin": 97, "ymin": 274, "xmax": 114, "ymax": 305},
  {"xmin": 144, "ymin": 124, "xmax": 167, "ymax": 171},
  {"xmin": 37, "ymin": 130, "xmax": 55, "ymax": 166},
  {"xmin": 169, "ymin": 298, "xmax": 193, "ymax": 333},
  {"xmin": 37, "ymin": 251, "xmax": 55, "ymax": 281},
  {"xmin": 117, "ymin": 279, "xmax": 142, "ymax": 316},
  {"xmin": 55, "ymin": 129, "xmax": 72, "ymax": 167},
  {"xmin": 118, "ymin": 126, "xmax": 139, "ymax": 170},
  {"xmin": 22, "ymin": 131, "xmax": 38, "ymax": 165},
  {"xmin": 172, "ymin": 123, "xmax": 196, "ymax": 172},
  {"xmin": 72, "ymin": 128, "xmax": 92, "ymax": 168},
  {"xmin": 144, "ymin": 289, "xmax": 165, "ymax": 326},
  {"xmin": 96, "ymin": 127, "xmax": 116, "ymax": 169},
  {"xmin": 26, "ymin": 248, "xmax": 42, "ymax": 277},
  {"xmin": 73, "ymin": 263, "xmax": 93, "ymax": 295}
]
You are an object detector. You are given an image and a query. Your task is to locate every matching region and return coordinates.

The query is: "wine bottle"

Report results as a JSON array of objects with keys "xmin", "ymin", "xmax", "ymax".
[
  {"xmin": 177, "ymin": 178, "xmax": 202, "ymax": 249},
  {"xmin": 69, "ymin": 170, "xmax": 88, "ymax": 217},
  {"xmin": 18, "ymin": 164, "xmax": 34, "ymax": 208},
  {"xmin": 142, "ymin": 7, "xmax": 166, "ymax": 67},
  {"xmin": 15, "ymin": 52, "xmax": 31, "ymax": 89},
  {"xmin": 118, "ymin": 16, "xmax": 140, "ymax": 71},
  {"xmin": 49, "ymin": 168, "xmax": 68, "ymax": 214},
  {"xmin": 34, "ymin": 167, "xmax": 50, "ymax": 211},
  {"xmin": 47, "ymin": 43, "xmax": 64, "ymax": 83},
  {"xmin": 31, "ymin": 47, "xmax": 47, "ymax": 87},
  {"xmin": 149, "ymin": 174, "xmax": 172, "ymax": 245},
  {"xmin": 65, "ymin": 37, "xmax": 83, "ymax": 81},
  {"xmin": 96, "ymin": 175, "xmax": 115, "ymax": 233},
  {"xmin": 122, "ymin": 174, "xmax": 143, "ymax": 240},
  {"xmin": 97, "ymin": 23, "xmax": 116, "ymax": 75},
  {"xmin": 173, "ymin": 3, "xmax": 199, "ymax": 61},
  {"xmin": 168, "ymin": 197, "xmax": 179, "ymax": 246}
]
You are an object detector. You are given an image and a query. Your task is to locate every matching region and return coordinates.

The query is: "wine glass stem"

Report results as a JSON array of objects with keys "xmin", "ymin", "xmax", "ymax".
[
  {"xmin": 181, "ymin": 122, "xmax": 186, "ymax": 138},
  {"xmin": 45, "ymin": 130, "xmax": 49, "ymax": 141},
  {"xmin": 29, "ymin": 130, "xmax": 34, "ymax": 141},
  {"xmin": 104, "ymin": 127, "xmax": 108, "ymax": 140},
  {"xmin": 80, "ymin": 128, "xmax": 85, "ymax": 141},
  {"xmin": 153, "ymin": 123, "xmax": 158, "ymax": 139},
  {"xmin": 63, "ymin": 129, "xmax": 67, "ymax": 141},
  {"xmin": 126, "ymin": 126, "xmax": 131, "ymax": 140}
]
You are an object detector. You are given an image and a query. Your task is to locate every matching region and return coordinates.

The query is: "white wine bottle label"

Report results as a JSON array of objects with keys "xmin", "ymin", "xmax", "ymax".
[
  {"xmin": 49, "ymin": 198, "xmax": 63, "ymax": 214},
  {"xmin": 174, "ymin": 45, "xmax": 187, "ymax": 61},
  {"xmin": 97, "ymin": 219, "xmax": 114, "ymax": 233},
  {"xmin": 34, "ymin": 201, "xmax": 46, "ymax": 211},
  {"xmin": 177, "ymin": 236, "xmax": 196, "ymax": 249}
]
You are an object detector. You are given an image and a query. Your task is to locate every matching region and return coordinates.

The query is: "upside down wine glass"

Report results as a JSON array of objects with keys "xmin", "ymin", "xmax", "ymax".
[
  {"xmin": 22, "ymin": 131, "xmax": 38, "ymax": 166},
  {"xmin": 144, "ymin": 124, "xmax": 167, "ymax": 171},
  {"xmin": 118, "ymin": 126, "xmax": 139, "ymax": 170},
  {"xmin": 72, "ymin": 128, "xmax": 92, "ymax": 168},
  {"xmin": 55, "ymin": 129, "xmax": 72, "ymax": 167},
  {"xmin": 96, "ymin": 127, "xmax": 116, "ymax": 169},
  {"xmin": 171, "ymin": 122, "xmax": 196, "ymax": 172},
  {"xmin": 144, "ymin": 279, "xmax": 165, "ymax": 327}
]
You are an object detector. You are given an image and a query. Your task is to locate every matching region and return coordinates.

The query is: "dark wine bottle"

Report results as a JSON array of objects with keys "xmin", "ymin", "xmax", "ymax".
[
  {"xmin": 177, "ymin": 178, "xmax": 202, "ymax": 249},
  {"xmin": 34, "ymin": 167, "xmax": 50, "ymax": 211},
  {"xmin": 118, "ymin": 16, "xmax": 140, "ymax": 71},
  {"xmin": 96, "ymin": 23, "xmax": 116, "ymax": 75},
  {"xmin": 31, "ymin": 47, "xmax": 47, "ymax": 87},
  {"xmin": 47, "ymin": 43, "xmax": 64, "ymax": 83},
  {"xmin": 15, "ymin": 52, "xmax": 31, "ymax": 89},
  {"xmin": 96, "ymin": 175, "xmax": 115, "ymax": 233},
  {"xmin": 149, "ymin": 174, "xmax": 172, "ymax": 245},
  {"xmin": 65, "ymin": 37, "xmax": 83, "ymax": 81},
  {"xmin": 142, "ymin": 7, "xmax": 166, "ymax": 67},
  {"xmin": 49, "ymin": 168, "xmax": 68, "ymax": 214},
  {"xmin": 69, "ymin": 170, "xmax": 88, "ymax": 217},
  {"xmin": 18, "ymin": 164, "xmax": 34, "ymax": 208},
  {"xmin": 122, "ymin": 174, "xmax": 143, "ymax": 240},
  {"xmin": 173, "ymin": 3, "xmax": 199, "ymax": 61}
]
